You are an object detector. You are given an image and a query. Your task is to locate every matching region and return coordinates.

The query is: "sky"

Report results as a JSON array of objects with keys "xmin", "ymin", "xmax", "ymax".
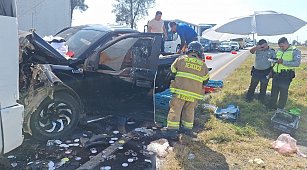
[{"xmin": 72, "ymin": 0, "xmax": 307, "ymax": 43}]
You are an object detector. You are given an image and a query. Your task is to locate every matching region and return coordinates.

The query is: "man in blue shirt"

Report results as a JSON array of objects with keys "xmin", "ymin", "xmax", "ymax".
[{"xmin": 169, "ymin": 22, "xmax": 198, "ymax": 53}]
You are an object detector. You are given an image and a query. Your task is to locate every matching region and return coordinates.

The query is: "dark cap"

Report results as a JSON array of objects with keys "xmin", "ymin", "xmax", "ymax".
[
  {"xmin": 156, "ymin": 11, "xmax": 162, "ymax": 15},
  {"xmin": 169, "ymin": 21, "xmax": 177, "ymax": 27},
  {"xmin": 257, "ymin": 39, "xmax": 267, "ymax": 45},
  {"xmin": 278, "ymin": 37, "xmax": 288, "ymax": 44}
]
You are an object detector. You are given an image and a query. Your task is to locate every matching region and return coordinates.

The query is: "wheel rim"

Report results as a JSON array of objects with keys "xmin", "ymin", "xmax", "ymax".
[{"xmin": 38, "ymin": 101, "xmax": 73, "ymax": 133}]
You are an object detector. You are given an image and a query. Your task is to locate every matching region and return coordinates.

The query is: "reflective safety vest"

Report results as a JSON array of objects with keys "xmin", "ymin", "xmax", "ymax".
[
  {"xmin": 170, "ymin": 55, "xmax": 209, "ymax": 101},
  {"xmin": 273, "ymin": 46, "xmax": 296, "ymax": 73}
]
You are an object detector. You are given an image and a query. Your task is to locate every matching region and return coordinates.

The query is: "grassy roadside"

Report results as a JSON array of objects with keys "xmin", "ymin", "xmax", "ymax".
[{"xmin": 161, "ymin": 48, "xmax": 307, "ymax": 170}]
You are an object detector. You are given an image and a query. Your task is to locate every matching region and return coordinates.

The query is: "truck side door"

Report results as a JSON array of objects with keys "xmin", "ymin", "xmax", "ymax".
[{"xmin": 84, "ymin": 33, "xmax": 162, "ymax": 121}]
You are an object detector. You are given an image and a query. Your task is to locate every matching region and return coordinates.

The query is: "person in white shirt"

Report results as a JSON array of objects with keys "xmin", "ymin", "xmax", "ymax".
[{"xmin": 147, "ymin": 11, "xmax": 167, "ymax": 52}]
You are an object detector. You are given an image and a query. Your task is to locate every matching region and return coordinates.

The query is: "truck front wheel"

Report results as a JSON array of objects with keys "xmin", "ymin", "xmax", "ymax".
[{"xmin": 30, "ymin": 92, "xmax": 80, "ymax": 141}]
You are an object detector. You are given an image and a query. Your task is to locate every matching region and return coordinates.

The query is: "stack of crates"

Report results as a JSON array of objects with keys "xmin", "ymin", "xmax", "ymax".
[
  {"xmin": 204, "ymin": 80, "xmax": 223, "ymax": 93},
  {"xmin": 154, "ymin": 89, "xmax": 172, "ymax": 126}
]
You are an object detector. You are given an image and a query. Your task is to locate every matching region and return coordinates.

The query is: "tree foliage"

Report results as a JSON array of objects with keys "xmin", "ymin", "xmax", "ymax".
[
  {"xmin": 70, "ymin": 0, "xmax": 88, "ymax": 18},
  {"xmin": 112, "ymin": 0, "xmax": 155, "ymax": 29}
]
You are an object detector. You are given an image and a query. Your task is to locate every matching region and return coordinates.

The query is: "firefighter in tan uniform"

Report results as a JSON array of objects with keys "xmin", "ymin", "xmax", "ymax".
[{"xmin": 166, "ymin": 41, "xmax": 209, "ymax": 139}]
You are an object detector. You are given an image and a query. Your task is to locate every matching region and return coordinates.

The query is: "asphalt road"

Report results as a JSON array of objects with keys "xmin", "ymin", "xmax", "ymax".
[{"xmin": 205, "ymin": 49, "xmax": 251, "ymax": 80}]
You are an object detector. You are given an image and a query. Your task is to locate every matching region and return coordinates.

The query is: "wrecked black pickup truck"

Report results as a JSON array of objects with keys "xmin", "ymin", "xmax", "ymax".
[{"xmin": 19, "ymin": 25, "xmax": 178, "ymax": 140}]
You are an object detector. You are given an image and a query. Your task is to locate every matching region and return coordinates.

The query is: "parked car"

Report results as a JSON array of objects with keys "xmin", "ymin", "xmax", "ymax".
[
  {"xmin": 246, "ymin": 41, "xmax": 254, "ymax": 47},
  {"xmin": 19, "ymin": 25, "xmax": 178, "ymax": 140},
  {"xmin": 230, "ymin": 41, "xmax": 240, "ymax": 51},
  {"xmin": 218, "ymin": 41, "xmax": 232, "ymax": 52},
  {"xmin": 200, "ymin": 38, "xmax": 214, "ymax": 52}
]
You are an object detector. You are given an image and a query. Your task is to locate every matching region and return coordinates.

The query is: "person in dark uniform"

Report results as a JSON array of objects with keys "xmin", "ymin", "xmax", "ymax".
[{"xmin": 246, "ymin": 39, "xmax": 276, "ymax": 102}]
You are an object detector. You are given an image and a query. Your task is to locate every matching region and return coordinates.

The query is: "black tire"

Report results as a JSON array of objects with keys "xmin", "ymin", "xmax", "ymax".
[{"xmin": 30, "ymin": 92, "xmax": 81, "ymax": 141}]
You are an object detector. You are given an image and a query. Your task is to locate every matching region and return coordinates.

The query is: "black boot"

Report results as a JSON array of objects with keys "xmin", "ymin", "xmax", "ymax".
[
  {"xmin": 182, "ymin": 129, "xmax": 198, "ymax": 140},
  {"xmin": 164, "ymin": 129, "xmax": 178, "ymax": 140}
]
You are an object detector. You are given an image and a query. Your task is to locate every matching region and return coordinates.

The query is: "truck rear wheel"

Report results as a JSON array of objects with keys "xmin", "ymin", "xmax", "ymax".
[{"xmin": 30, "ymin": 92, "xmax": 80, "ymax": 141}]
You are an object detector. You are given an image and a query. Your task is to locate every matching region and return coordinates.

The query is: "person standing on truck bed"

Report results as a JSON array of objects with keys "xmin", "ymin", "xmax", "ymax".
[
  {"xmin": 147, "ymin": 11, "xmax": 167, "ymax": 52},
  {"xmin": 169, "ymin": 22, "xmax": 198, "ymax": 54},
  {"xmin": 166, "ymin": 41, "xmax": 209, "ymax": 140}
]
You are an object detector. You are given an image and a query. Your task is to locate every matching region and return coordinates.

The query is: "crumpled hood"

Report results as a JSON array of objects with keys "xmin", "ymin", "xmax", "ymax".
[{"xmin": 19, "ymin": 31, "xmax": 69, "ymax": 65}]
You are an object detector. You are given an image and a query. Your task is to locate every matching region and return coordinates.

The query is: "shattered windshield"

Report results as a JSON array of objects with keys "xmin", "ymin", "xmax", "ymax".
[{"xmin": 57, "ymin": 28, "xmax": 107, "ymax": 58}]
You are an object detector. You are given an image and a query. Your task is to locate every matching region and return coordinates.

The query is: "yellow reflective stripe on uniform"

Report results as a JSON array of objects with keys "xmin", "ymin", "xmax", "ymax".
[
  {"xmin": 203, "ymin": 74, "xmax": 209, "ymax": 80},
  {"xmin": 182, "ymin": 120, "xmax": 193, "ymax": 129},
  {"xmin": 167, "ymin": 121, "xmax": 180, "ymax": 128},
  {"xmin": 170, "ymin": 88, "xmax": 203, "ymax": 100},
  {"xmin": 176, "ymin": 72, "xmax": 204, "ymax": 82},
  {"xmin": 171, "ymin": 64, "xmax": 177, "ymax": 73}
]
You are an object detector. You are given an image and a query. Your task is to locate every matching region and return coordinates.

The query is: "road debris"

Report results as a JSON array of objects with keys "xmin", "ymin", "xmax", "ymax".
[
  {"xmin": 147, "ymin": 138, "xmax": 170, "ymax": 158},
  {"xmin": 188, "ymin": 153, "xmax": 196, "ymax": 160},
  {"xmin": 214, "ymin": 104, "xmax": 240, "ymax": 122},
  {"xmin": 248, "ymin": 158, "xmax": 264, "ymax": 164},
  {"xmin": 272, "ymin": 134, "xmax": 306, "ymax": 157}
]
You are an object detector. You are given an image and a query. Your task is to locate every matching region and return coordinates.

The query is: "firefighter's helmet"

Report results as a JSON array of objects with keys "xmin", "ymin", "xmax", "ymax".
[{"xmin": 187, "ymin": 41, "xmax": 204, "ymax": 59}]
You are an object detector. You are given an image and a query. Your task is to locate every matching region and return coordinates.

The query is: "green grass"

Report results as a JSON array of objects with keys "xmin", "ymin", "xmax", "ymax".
[{"xmin": 162, "ymin": 55, "xmax": 307, "ymax": 170}]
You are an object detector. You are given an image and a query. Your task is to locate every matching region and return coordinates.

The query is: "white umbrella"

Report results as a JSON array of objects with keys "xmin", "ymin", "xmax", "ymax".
[
  {"xmin": 215, "ymin": 11, "xmax": 306, "ymax": 36},
  {"xmin": 202, "ymin": 28, "xmax": 246, "ymax": 41}
]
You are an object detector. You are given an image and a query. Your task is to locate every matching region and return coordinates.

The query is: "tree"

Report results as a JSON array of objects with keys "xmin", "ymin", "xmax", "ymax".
[
  {"xmin": 112, "ymin": 0, "xmax": 155, "ymax": 29},
  {"xmin": 305, "ymin": 40, "xmax": 307, "ymax": 46},
  {"xmin": 70, "ymin": 0, "xmax": 88, "ymax": 18}
]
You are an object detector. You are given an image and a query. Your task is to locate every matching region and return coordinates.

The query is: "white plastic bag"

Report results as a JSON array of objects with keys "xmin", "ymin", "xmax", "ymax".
[
  {"xmin": 147, "ymin": 138, "xmax": 170, "ymax": 158},
  {"xmin": 271, "ymin": 134, "xmax": 306, "ymax": 157}
]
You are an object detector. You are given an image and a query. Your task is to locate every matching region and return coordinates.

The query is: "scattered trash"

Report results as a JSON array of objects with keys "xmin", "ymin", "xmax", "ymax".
[
  {"xmin": 113, "ymin": 131, "xmax": 120, "ymax": 134},
  {"xmin": 271, "ymin": 109, "xmax": 300, "ymax": 134},
  {"xmin": 206, "ymin": 80, "xmax": 223, "ymax": 88},
  {"xmin": 55, "ymin": 158, "xmax": 69, "ymax": 168},
  {"xmin": 248, "ymin": 158, "xmax": 264, "ymax": 164},
  {"xmin": 122, "ymin": 163, "xmax": 128, "ymax": 167},
  {"xmin": 127, "ymin": 121, "xmax": 136, "ymax": 125},
  {"xmin": 188, "ymin": 153, "xmax": 195, "ymax": 160},
  {"xmin": 7, "ymin": 155, "xmax": 16, "ymax": 159},
  {"xmin": 100, "ymin": 166, "xmax": 112, "ymax": 170},
  {"xmin": 134, "ymin": 127, "xmax": 155, "ymax": 136},
  {"xmin": 214, "ymin": 104, "xmax": 240, "ymax": 122},
  {"xmin": 90, "ymin": 148, "xmax": 98, "ymax": 154},
  {"xmin": 65, "ymin": 140, "xmax": 72, "ymax": 144},
  {"xmin": 65, "ymin": 149, "xmax": 73, "ymax": 154},
  {"xmin": 48, "ymin": 161, "xmax": 55, "ymax": 170},
  {"xmin": 272, "ymin": 134, "xmax": 306, "ymax": 157},
  {"xmin": 147, "ymin": 138, "xmax": 170, "ymax": 158},
  {"xmin": 289, "ymin": 108, "xmax": 302, "ymax": 116},
  {"xmin": 11, "ymin": 162, "xmax": 18, "ymax": 168},
  {"xmin": 203, "ymin": 104, "xmax": 218, "ymax": 112},
  {"xmin": 144, "ymin": 159, "xmax": 152, "ymax": 163},
  {"xmin": 75, "ymin": 157, "xmax": 82, "ymax": 161}
]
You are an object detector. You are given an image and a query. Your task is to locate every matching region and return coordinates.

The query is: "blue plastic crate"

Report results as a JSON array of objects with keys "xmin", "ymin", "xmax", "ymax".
[
  {"xmin": 206, "ymin": 80, "xmax": 223, "ymax": 88},
  {"xmin": 214, "ymin": 104, "xmax": 239, "ymax": 122},
  {"xmin": 154, "ymin": 89, "xmax": 172, "ymax": 110}
]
